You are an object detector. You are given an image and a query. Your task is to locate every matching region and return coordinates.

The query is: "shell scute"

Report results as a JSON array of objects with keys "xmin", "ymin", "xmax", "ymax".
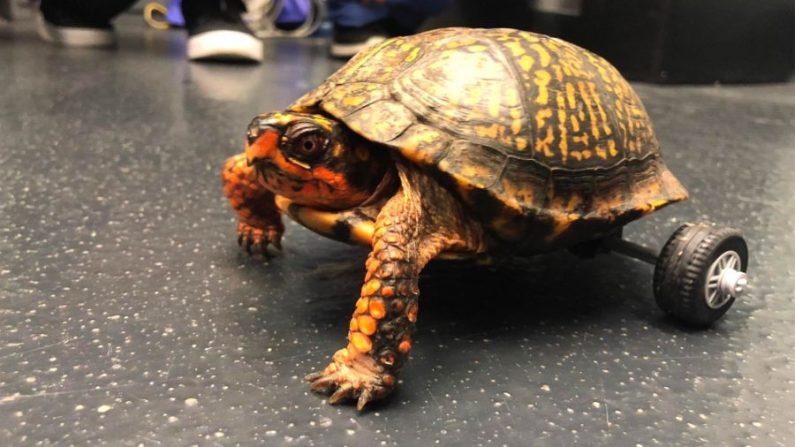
[
  {"xmin": 320, "ymin": 82, "xmax": 390, "ymax": 119},
  {"xmin": 344, "ymin": 100, "xmax": 416, "ymax": 143},
  {"xmin": 386, "ymin": 124, "xmax": 451, "ymax": 166},
  {"xmin": 439, "ymin": 141, "xmax": 506, "ymax": 190}
]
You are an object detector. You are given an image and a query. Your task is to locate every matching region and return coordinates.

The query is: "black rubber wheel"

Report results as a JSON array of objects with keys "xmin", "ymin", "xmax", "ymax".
[{"xmin": 653, "ymin": 223, "xmax": 749, "ymax": 327}]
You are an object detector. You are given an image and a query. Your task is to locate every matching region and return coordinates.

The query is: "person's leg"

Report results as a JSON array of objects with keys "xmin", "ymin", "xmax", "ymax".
[
  {"xmin": 1, "ymin": 0, "xmax": 13, "ymax": 22},
  {"xmin": 328, "ymin": 0, "xmax": 453, "ymax": 58},
  {"xmin": 387, "ymin": 0, "xmax": 453, "ymax": 32},
  {"xmin": 275, "ymin": 0, "xmax": 312, "ymax": 30},
  {"xmin": 181, "ymin": 0, "xmax": 264, "ymax": 62},
  {"xmin": 329, "ymin": 0, "xmax": 389, "ymax": 28},
  {"xmin": 37, "ymin": 0, "xmax": 136, "ymax": 47},
  {"xmin": 328, "ymin": 0, "xmax": 390, "ymax": 58}
]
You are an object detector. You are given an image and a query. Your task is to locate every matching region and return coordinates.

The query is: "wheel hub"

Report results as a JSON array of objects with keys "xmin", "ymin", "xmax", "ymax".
[{"xmin": 704, "ymin": 250, "xmax": 747, "ymax": 309}]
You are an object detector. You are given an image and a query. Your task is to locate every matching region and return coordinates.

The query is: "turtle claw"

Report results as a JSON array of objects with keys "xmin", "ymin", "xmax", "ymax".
[
  {"xmin": 237, "ymin": 221, "xmax": 283, "ymax": 257},
  {"xmin": 306, "ymin": 352, "xmax": 395, "ymax": 411},
  {"xmin": 356, "ymin": 388, "xmax": 374, "ymax": 412},
  {"xmin": 307, "ymin": 373, "xmax": 337, "ymax": 394},
  {"xmin": 269, "ymin": 230, "xmax": 283, "ymax": 250},
  {"xmin": 304, "ymin": 371, "xmax": 324, "ymax": 382},
  {"xmin": 328, "ymin": 383, "xmax": 355, "ymax": 405}
]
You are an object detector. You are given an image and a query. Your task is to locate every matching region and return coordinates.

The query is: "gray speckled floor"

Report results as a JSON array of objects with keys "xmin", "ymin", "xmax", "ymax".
[{"xmin": 2, "ymin": 13, "xmax": 795, "ymax": 447}]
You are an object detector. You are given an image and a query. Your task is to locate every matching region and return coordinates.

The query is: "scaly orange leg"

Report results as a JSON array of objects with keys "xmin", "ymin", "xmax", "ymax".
[
  {"xmin": 306, "ymin": 162, "xmax": 485, "ymax": 410},
  {"xmin": 222, "ymin": 153, "xmax": 284, "ymax": 255}
]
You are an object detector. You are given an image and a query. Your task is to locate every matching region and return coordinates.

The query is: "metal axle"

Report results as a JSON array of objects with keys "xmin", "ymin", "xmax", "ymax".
[{"xmin": 601, "ymin": 237, "xmax": 659, "ymax": 266}]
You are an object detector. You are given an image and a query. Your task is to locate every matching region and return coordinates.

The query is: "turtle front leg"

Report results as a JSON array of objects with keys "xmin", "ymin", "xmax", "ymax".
[
  {"xmin": 306, "ymin": 213, "xmax": 421, "ymax": 409},
  {"xmin": 222, "ymin": 153, "xmax": 284, "ymax": 255},
  {"xmin": 306, "ymin": 163, "xmax": 485, "ymax": 410}
]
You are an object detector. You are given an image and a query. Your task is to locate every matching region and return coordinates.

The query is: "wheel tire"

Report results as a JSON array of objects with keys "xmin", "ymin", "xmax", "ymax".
[{"xmin": 653, "ymin": 223, "xmax": 749, "ymax": 327}]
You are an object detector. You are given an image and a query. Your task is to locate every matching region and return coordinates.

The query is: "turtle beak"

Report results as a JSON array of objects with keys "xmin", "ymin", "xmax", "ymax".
[{"xmin": 245, "ymin": 125, "xmax": 281, "ymax": 167}]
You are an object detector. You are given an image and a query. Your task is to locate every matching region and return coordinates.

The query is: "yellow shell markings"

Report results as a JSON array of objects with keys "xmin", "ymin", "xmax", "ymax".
[
  {"xmin": 554, "ymin": 92, "xmax": 567, "ymax": 162},
  {"xmin": 344, "ymin": 100, "xmax": 417, "ymax": 143},
  {"xmin": 388, "ymin": 124, "xmax": 451, "ymax": 165},
  {"xmin": 499, "ymin": 174, "xmax": 537, "ymax": 212},
  {"xmin": 533, "ymin": 70, "xmax": 552, "ymax": 105},
  {"xmin": 323, "ymin": 35, "xmax": 420, "ymax": 87},
  {"xmin": 535, "ymin": 108, "xmax": 553, "ymax": 129},
  {"xmin": 588, "ymin": 82, "xmax": 613, "ymax": 138},
  {"xmin": 285, "ymin": 28, "xmax": 687, "ymax": 245},
  {"xmin": 569, "ymin": 114, "xmax": 580, "ymax": 132},
  {"xmin": 576, "ymin": 81, "xmax": 600, "ymax": 141},
  {"xmin": 442, "ymin": 140, "xmax": 508, "ymax": 191},
  {"xmin": 342, "ymin": 95, "xmax": 368, "ymax": 108},
  {"xmin": 404, "ymin": 46, "xmax": 421, "ymax": 63},
  {"xmin": 503, "ymin": 32, "xmax": 682, "ymax": 226},
  {"xmin": 510, "ymin": 119, "xmax": 522, "ymax": 136},
  {"xmin": 565, "ymin": 83, "xmax": 577, "ymax": 109},
  {"xmin": 502, "ymin": 39, "xmax": 525, "ymax": 57},
  {"xmin": 318, "ymin": 81, "xmax": 390, "ymax": 119},
  {"xmin": 300, "ymin": 27, "xmax": 659, "ymax": 170},
  {"xmin": 522, "ymin": 35, "xmax": 657, "ymax": 166},
  {"xmin": 387, "ymin": 38, "xmax": 529, "ymax": 151},
  {"xmin": 534, "ymin": 126, "xmax": 555, "ymax": 158},
  {"xmin": 530, "ymin": 43, "xmax": 552, "ymax": 67},
  {"xmin": 543, "ymin": 191, "xmax": 588, "ymax": 241},
  {"xmin": 460, "ymin": 164, "xmax": 496, "ymax": 189}
]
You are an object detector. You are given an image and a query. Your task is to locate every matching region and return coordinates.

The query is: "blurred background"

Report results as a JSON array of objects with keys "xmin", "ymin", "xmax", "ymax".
[
  {"xmin": 2, "ymin": 0, "xmax": 793, "ymax": 81},
  {"xmin": 433, "ymin": 0, "xmax": 795, "ymax": 83},
  {"xmin": 2, "ymin": 1, "xmax": 795, "ymax": 446}
]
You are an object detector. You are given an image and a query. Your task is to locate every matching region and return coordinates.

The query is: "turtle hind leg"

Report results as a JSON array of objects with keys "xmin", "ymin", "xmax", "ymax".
[
  {"xmin": 222, "ymin": 153, "xmax": 284, "ymax": 255},
  {"xmin": 306, "ymin": 161, "xmax": 485, "ymax": 411}
]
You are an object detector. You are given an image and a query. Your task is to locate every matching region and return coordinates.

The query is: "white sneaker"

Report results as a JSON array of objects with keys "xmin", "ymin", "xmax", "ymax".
[
  {"xmin": 35, "ymin": 10, "xmax": 116, "ymax": 48},
  {"xmin": 187, "ymin": 29, "xmax": 264, "ymax": 62}
]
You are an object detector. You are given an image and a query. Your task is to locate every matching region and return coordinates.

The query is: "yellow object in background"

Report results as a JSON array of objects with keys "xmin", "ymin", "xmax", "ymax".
[{"xmin": 143, "ymin": 2, "xmax": 170, "ymax": 30}]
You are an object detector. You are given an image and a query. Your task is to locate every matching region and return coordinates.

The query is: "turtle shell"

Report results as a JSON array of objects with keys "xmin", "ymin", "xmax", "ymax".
[{"xmin": 290, "ymin": 28, "xmax": 688, "ymax": 251}]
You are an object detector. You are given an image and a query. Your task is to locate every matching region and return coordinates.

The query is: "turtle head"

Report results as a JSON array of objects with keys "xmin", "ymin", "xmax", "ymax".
[{"xmin": 245, "ymin": 112, "xmax": 389, "ymax": 210}]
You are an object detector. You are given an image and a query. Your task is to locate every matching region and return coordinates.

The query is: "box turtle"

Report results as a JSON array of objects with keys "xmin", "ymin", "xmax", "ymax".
[{"xmin": 221, "ymin": 28, "xmax": 749, "ymax": 410}]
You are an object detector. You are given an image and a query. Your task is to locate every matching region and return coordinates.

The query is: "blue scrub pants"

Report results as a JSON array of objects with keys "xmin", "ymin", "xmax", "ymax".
[{"xmin": 329, "ymin": 0, "xmax": 452, "ymax": 30}]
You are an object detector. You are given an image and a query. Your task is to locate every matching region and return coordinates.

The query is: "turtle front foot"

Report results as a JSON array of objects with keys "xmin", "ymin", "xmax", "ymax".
[
  {"xmin": 306, "ymin": 348, "xmax": 395, "ymax": 411},
  {"xmin": 237, "ymin": 221, "xmax": 283, "ymax": 256}
]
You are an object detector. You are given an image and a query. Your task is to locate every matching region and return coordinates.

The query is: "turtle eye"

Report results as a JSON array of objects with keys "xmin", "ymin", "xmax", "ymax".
[
  {"xmin": 285, "ymin": 122, "xmax": 329, "ymax": 162},
  {"xmin": 293, "ymin": 133, "xmax": 326, "ymax": 158}
]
